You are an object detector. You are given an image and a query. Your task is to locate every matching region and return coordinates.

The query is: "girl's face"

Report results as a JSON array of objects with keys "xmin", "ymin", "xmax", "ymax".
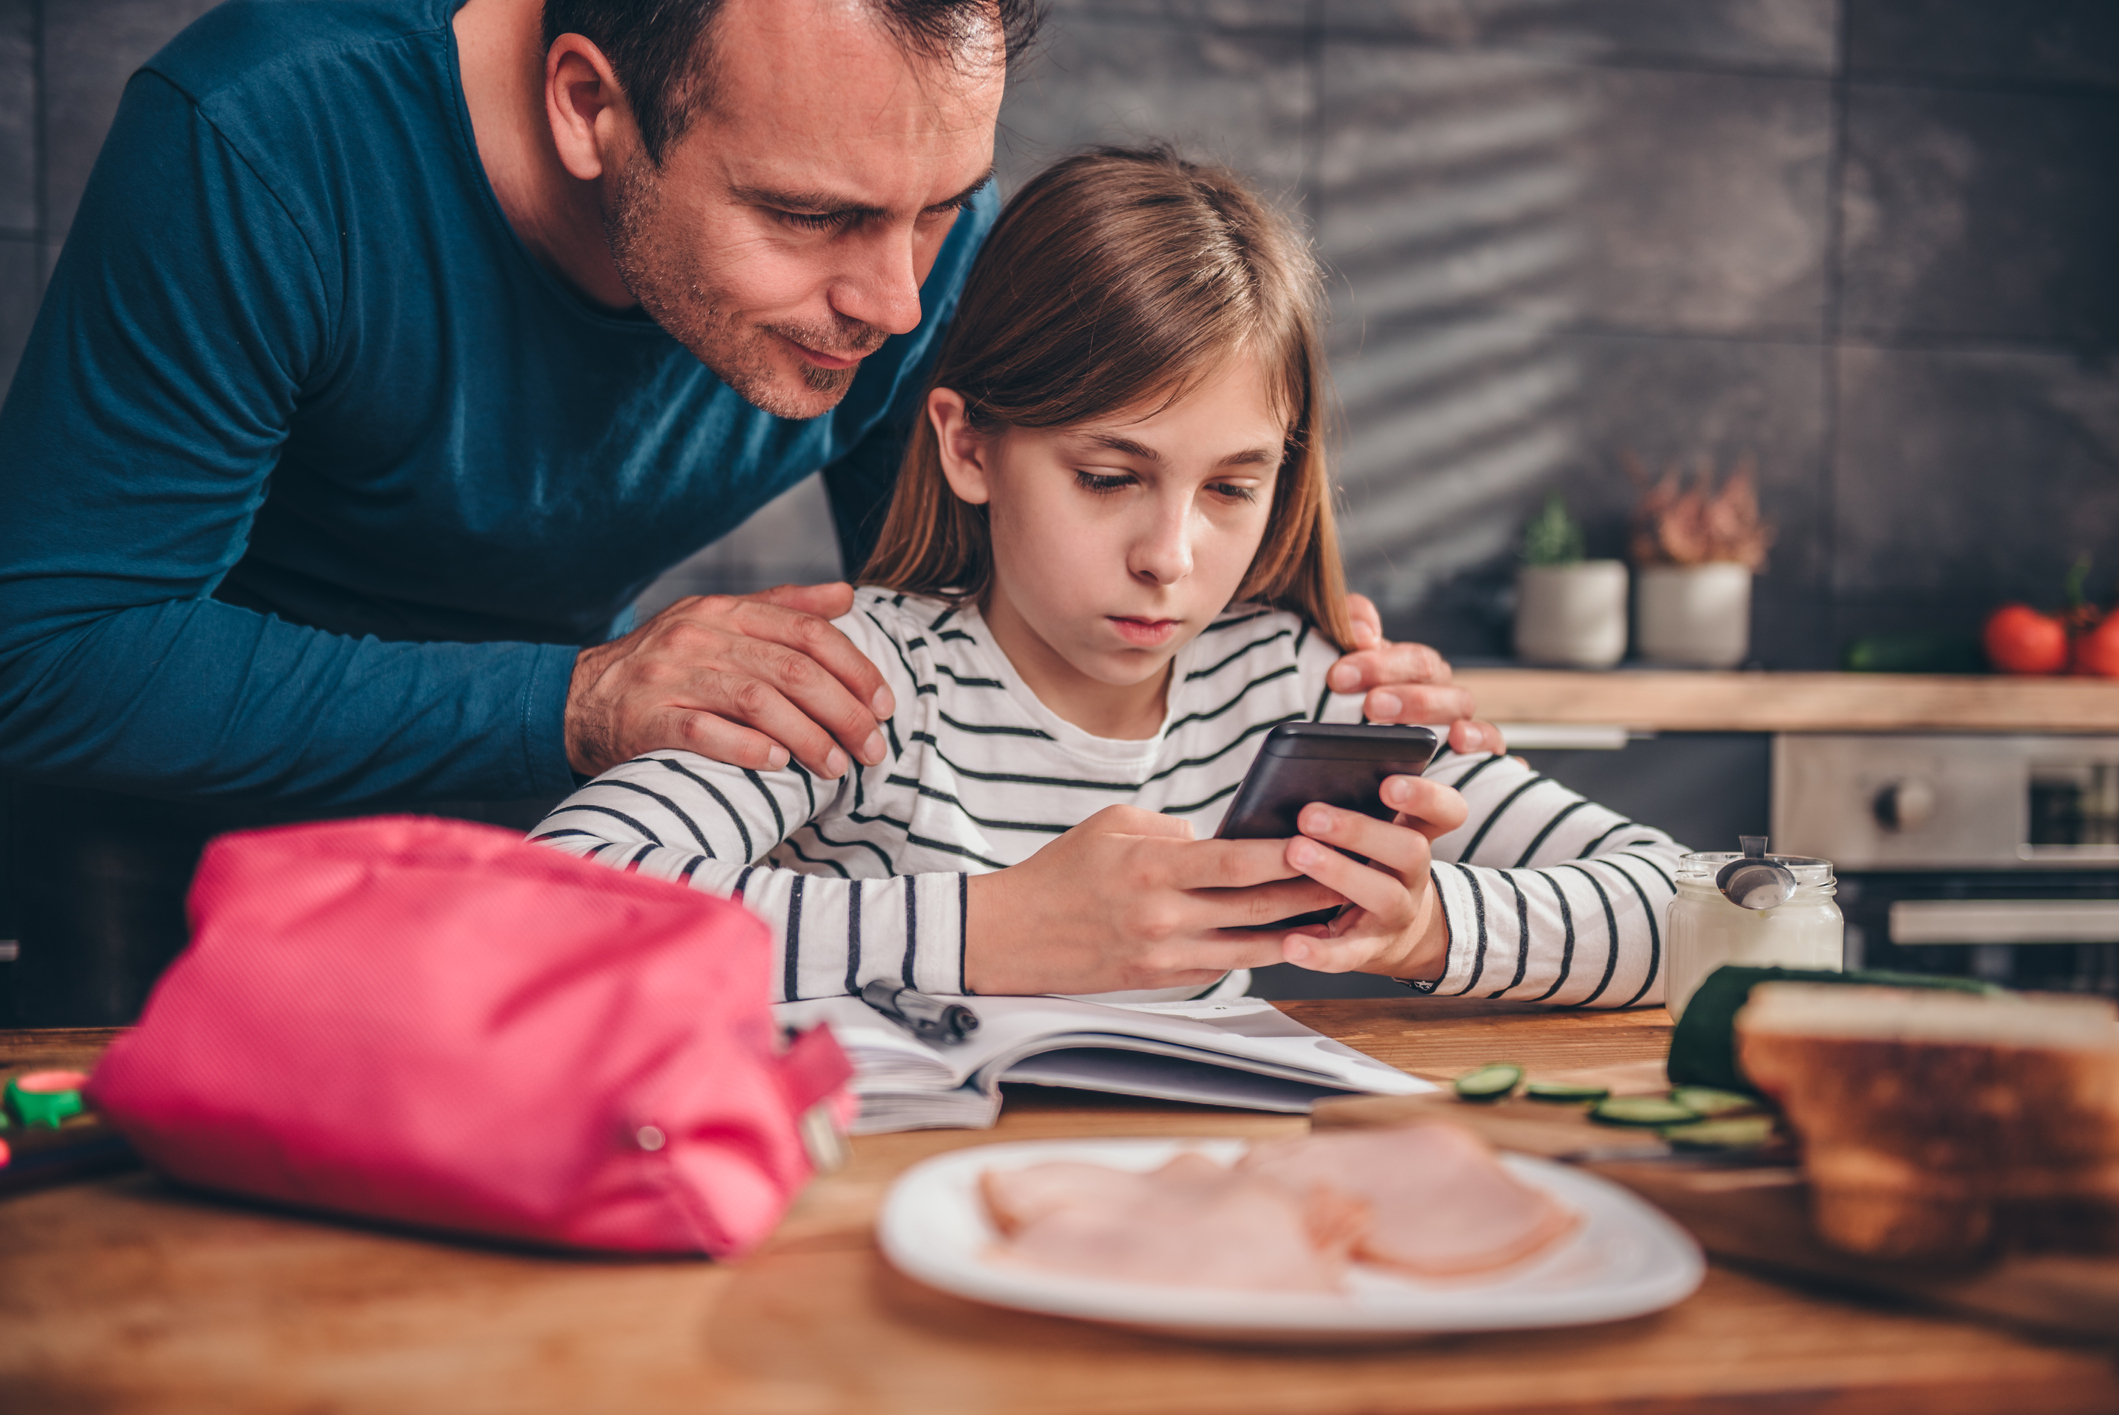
[{"xmin": 929, "ymin": 358, "xmax": 1287, "ymax": 728}]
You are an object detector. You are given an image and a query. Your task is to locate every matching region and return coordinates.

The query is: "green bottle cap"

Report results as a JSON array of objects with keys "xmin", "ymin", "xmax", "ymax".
[{"xmin": 6, "ymin": 1070, "xmax": 90, "ymax": 1129}]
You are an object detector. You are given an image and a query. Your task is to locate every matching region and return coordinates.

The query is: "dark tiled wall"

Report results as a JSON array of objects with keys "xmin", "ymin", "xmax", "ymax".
[
  {"xmin": 2, "ymin": 0, "xmax": 2116, "ymax": 670},
  {"xmin": 996, "ymin": 0, "xmax": 2119, "ymax": 666}
]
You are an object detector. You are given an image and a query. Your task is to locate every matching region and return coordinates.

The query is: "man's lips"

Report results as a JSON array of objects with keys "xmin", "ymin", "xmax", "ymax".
[
  {"xmin": 778, "ymin": 333, "xmax": 871, "ymax": 370},
  {"xmin": 1108, "ymin": 616, "xmax": 1182, "ymax": 647}
]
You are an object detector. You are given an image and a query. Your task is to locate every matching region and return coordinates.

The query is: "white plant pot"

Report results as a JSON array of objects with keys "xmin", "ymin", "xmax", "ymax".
[
  {"xmin": 1514, "ymin": 562, "xmax": 1628, "ymax": 668},
  {"xmin": 1636, "ymin": 563, "xmax": 1752, "ymax": 668}
]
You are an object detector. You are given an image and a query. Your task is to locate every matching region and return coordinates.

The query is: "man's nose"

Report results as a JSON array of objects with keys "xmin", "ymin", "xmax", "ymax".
[
  {"xmin": 1129, "ymin": 501, "xmax": 1195, "ymax": 586},
  {"xmin": 829, "ymin": 226, "xmax": 925, "ymax": 338}
]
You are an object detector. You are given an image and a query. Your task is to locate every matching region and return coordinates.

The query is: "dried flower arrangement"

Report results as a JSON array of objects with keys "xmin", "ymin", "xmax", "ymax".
[{"xmin": 1625, "ymin": 452, "xmax": 1775, "ymax": 572}]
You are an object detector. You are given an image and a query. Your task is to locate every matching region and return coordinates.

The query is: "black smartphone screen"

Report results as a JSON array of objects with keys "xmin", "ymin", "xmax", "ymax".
[{"xmin": 1215, "ymin": 722, "xmax": 1442, "ymax": 841}]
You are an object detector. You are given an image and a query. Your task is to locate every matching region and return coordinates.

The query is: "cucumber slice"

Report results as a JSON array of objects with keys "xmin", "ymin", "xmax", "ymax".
[
  {"xmin": 1590, "ymin": 1095, "xmax": 1701, "ymax": 1127},
  {"xmin": 1453, "ymin": 1063, "xmax": 1524, "ymax": 1102},
  {"xmin": 1525, "ymin": 1081, "xmax": 1611, "ymax": 1103},
  {"xmin": 1670, "ymin": 1086, "xmax": 1760, "ymax": 1118},
  {"xmin": 1661, "ymin": 1115, "xmax": 1777, "ymax": 1151}
]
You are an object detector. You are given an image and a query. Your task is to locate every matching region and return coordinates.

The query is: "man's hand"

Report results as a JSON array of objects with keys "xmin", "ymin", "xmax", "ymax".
[
  {"xmin": 1274, "ymin": 772, "xmax": 1472, "ymax": 981},
  {"xmin": 964, "ymin": 806, "xmax": 1346, "ymax": 995},
  {"xmin": 1333, "ymin": 592, "xmax": 1506, "ymax": 755},
  {"xmin": 565, "ymin": 583, "xmax": 895, "ymax": 779}
]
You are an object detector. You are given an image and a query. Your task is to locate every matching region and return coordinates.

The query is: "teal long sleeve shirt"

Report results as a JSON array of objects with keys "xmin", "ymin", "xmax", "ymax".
[{"xmin": 0, "ymin": 0, "xmax": 993, "ymax": 809}]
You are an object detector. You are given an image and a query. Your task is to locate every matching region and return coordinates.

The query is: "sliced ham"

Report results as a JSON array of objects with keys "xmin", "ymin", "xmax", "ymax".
[
  {"xmin": 981, "ymin": 1152, "xmax": 1362, "ymax": 1292},
  {"xmin": 979, "ymin": 1160, "xmax": 1157, "ymax": 1237},
  {"xmin": 1240, "ymin": 1122, "xmax": 1578, "ymax": 1277}
]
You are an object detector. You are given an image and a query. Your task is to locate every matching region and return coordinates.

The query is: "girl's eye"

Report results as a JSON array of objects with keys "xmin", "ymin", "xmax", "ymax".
[
  {"xmin": 1075, "ymin": 471, "xmax": 1134, "ymax": 495},
  {"xmin": 1208, "ymin": 482, "xmax": 1261, "ymax": 504}
]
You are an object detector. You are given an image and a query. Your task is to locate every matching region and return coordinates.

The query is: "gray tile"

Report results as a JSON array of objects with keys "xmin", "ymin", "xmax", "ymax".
[
  {"xmin": 995, "ymin": 13, "xmax": 1312, "ymax": 206},
  {"xmin": 633, "ymin": 475, "xmax": 845, "ymax": 618},
  {"xmin": 1319, "ymin": 45, "xmax": 1832, "ymax": 338},
  {"xmin": 1832, "ymin": 344, "xmax": 2119, "ymax": 613},
  {"xmin": 1848, "ymin": 0, "xmax": 2119, "ymax": 91},
  {"xmin": 44, "ymin": 0, "xmax": 222, "ymax": 239},
  {"xmin": 0, "ymin": 235, "xmax": 43, "ymax": 396},
  {"xmin": 1042, "ymin": 0, "xmax": 1308, "ymax": 29},
  {"xmin": 0, "ymin": 0, "xmax": 32, "ymax": 233},
  {"xmin": 1838, "ymin": 83, "xmax": 2119, "ymax": 348},
  {"xmin": 1337, "ymin": 318, "xmax": 1829, "ymax": 666},
  {"xmin": 1324, "ymin": 0, "xmax": 1839, "ymax": 73}
]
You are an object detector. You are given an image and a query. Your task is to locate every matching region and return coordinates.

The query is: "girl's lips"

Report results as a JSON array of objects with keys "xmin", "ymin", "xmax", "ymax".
[{"xmin": 1108, "ymin": 616, "xmax": 1182, "ymax": 646}]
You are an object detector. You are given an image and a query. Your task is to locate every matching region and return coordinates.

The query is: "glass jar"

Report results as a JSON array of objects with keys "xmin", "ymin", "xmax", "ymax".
[{"xmin": 1665, "ymin": 851, "xmax": 1843, "ymax": 1020}]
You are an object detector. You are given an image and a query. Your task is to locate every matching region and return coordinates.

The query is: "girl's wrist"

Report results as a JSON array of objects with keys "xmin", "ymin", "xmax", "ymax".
[{"xmin": 1357, "ymin": 893, "xmax": 1448, "ymax": 981}]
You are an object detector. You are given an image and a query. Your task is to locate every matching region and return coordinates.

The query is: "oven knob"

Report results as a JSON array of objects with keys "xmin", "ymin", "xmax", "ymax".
[{"xmin": 1874, "ymin": 779, "xmax": 1936, "ymax": 832}]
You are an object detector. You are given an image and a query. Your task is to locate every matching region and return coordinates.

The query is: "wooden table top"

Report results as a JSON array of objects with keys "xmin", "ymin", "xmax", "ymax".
[
  {"xmin": 4, "ymin": 1000, "xmax": 2116, "ymax": 1415},
  {"xmin": 1454, "ymin": 667, "xmax": 2119, "ymax": 735}
]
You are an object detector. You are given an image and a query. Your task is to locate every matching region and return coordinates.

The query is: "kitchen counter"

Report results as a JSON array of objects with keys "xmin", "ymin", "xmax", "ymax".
[
  {"xmin": 1456, "ymin": 668, "xmax": 2119, "ymax": 734},
  {"xmin": 5, "ymin": 1005, "xmax": 2116, "ymax": 1415}
]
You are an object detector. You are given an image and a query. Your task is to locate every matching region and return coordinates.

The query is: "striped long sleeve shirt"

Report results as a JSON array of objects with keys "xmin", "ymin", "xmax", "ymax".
[{"xmin": 530, "ymin": 590, "xmax": 1688, "ymax": 1006}]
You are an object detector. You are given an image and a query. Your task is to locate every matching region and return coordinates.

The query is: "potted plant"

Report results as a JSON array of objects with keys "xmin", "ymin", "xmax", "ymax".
[
  {"xmin": 1629, "ymin": 455, "xmax": 1774, "ymax": 669},
  {"xmin": 1513, "ymin": 493, "xmax": 1627, "ymax": 668}
]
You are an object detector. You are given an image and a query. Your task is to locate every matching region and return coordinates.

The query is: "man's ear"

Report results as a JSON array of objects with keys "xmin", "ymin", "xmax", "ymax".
[
  {"xmin": 546, "ymin": 34, "xmax": 634, "ymax": 182},
  {"xmin": 927, "ymin": 387, "xmax": 996, "ymax": 506}
]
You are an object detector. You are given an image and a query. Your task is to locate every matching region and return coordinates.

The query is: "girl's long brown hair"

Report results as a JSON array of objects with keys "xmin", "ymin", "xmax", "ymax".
[{"xmin": 859, "ymin": 146, "xmax": 1355, "ymax": 649}]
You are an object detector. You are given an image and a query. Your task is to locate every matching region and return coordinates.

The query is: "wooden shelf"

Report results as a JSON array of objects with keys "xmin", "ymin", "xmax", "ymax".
[{"xmin": 1454, "ymin": 668, "xmax": 2119, "ymax": 734}]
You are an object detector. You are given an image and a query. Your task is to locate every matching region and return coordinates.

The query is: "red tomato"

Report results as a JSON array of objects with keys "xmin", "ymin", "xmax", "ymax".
[
  {"xmin": 1983, "ymin": 604, "xmax": 2070, "ymax": 674},
  {"xmin": 2075, "ymin": 611, "xmax": 2119, "ymax": 679}
]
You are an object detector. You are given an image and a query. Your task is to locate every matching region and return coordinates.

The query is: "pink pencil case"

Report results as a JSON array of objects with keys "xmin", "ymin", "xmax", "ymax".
[{"xmin": 91, "ymin": 814, "xmax": 849, "ymax": 1256}]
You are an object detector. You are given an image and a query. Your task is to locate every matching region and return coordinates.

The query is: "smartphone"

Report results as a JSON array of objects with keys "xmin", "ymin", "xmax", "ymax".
[
  {"xmin": 1216, "ymin": 722, "xmax": 1442, "ymax": 842},
  {"xmin": 1215, "ymin": 723, "xmax": 1441, "ymax": 930}
]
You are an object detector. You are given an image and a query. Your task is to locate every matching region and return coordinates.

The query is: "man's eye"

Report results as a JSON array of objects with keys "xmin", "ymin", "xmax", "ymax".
[
  {"xmin": 1075, "ymin": 472, "xmax": 1133, "ymax": 494},
  {"xmin": 779, "ymin": 210, "xmax": 847, "ymax": 232}
]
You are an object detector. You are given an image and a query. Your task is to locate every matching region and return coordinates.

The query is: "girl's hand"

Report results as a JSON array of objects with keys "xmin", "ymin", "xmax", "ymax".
[
  {"xmin": 1275, "ymin": 774, "xmax": 1470, "ymax": 980},
  {"xmin": 963, "ymin": 805, "xmax": 1347, "ymax": 995},
  {"xmin": 1329, "ymin": 594, "xmax": 1506, "ymax": 755}
]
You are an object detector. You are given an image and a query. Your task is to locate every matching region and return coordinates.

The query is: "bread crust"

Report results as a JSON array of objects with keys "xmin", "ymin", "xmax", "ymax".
[{"xmin": 1738, "ymin": 1027, "xmax": 2119, "ymax": 1260}]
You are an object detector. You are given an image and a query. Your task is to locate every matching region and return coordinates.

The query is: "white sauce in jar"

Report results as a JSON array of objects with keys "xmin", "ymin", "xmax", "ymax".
[{"xmin": 1664, "ymin": 852, "xmax": 1843, "ymax": 1021}]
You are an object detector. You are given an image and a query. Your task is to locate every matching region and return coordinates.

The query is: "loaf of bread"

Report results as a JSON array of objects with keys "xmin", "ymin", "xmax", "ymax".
[{"xmin": 1736, "ymin": 983, "xmax": 2119, "ymax": 1261}]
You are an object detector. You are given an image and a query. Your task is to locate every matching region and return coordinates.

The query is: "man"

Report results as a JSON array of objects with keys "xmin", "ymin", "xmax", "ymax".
[{"xmin": 0, "ymin": 0, "xmax": 1479, "ymax": 1022}]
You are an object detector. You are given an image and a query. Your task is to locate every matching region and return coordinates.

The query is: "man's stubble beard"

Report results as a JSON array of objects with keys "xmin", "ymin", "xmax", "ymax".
[{"xmin": 602, "ymin": 155, "xmax": 885, "ymax": 419}]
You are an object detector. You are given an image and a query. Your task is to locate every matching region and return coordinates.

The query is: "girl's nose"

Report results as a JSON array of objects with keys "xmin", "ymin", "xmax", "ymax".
[{"xmin": 1128, "ymin": 501, "xmax": 1195, "ymax": 586}]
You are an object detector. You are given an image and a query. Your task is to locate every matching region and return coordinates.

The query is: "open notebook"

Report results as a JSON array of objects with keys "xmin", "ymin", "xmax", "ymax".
[{"xmin": 771, "ymin": 994, "xmax": 1433, "ymax": 1134}]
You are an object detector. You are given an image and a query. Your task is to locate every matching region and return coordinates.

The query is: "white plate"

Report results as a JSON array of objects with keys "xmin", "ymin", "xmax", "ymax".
[{"xmin": 877, "ymin": 1137, "xmax": 1704, "ymax": 1342}]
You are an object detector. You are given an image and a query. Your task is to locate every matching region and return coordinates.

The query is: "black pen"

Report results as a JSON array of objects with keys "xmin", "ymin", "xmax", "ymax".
[{"xmin": 860, "ymin": 979, "xmax": 981, "ymax": 1046}]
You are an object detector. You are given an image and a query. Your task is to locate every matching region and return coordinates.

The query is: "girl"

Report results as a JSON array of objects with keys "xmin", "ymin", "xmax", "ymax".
[{"xmin": 532, "ymin": 148, "xmax": 1683, "ymax": 1006}]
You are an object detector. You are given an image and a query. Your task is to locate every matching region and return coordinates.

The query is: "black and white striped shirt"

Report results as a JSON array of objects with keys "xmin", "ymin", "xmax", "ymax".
[{"xmin": 531, "ymin": 590, "xmax": 1686, "ymax": 1007}]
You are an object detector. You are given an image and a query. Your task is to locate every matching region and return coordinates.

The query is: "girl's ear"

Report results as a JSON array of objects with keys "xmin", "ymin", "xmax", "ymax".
[{"xmin": 927, "ymin": 387, "xmax": 995, "ymax": 506}]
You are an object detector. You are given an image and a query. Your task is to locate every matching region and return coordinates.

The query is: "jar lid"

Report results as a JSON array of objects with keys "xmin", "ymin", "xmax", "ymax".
[{"xmin": 1676, "ymin": 851, "xmax": 1834, "ymax": 887}]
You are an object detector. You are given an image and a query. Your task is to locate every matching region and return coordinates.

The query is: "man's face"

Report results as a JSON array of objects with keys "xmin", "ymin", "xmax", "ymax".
[{"xmin": 603, "ymin": 0, "xmax": 1004, "ymax": 420}]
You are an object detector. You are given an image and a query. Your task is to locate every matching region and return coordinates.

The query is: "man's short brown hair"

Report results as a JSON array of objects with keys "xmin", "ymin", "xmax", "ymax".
[{"xmin": 542, "ymin": 0, "xmax": 1043, "ymax": 166}]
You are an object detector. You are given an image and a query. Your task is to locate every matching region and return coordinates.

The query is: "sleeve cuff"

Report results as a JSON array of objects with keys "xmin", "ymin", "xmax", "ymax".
[
  {"xmin": 519, "ymin": 643, "xmax": 580, "ymax": 798},
  {"xmin": 1418, "ymin": 861, "xmax": 1478, "ymax": 997},
  {"xmin": 907, "ymin": 871, "xmax": 970, "ymax": 996}
]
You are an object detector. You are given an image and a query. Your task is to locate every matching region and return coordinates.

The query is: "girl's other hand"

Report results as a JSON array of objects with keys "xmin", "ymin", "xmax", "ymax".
[
  {"xmin": 1328, "ymin": 594, "xmax": 1502, "ymax": 754},
  {"xmin": 1274, "ymin": 773, "xmax": 1470, "ymax": 980}
]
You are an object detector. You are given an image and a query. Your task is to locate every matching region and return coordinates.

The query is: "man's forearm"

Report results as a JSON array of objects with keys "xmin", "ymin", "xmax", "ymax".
[{"xmin": 0, "ymin": 596, "xmax": 578, "ymax": 806}]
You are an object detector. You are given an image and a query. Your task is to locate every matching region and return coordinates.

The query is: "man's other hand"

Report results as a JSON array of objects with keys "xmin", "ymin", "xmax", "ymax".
[
  {"xmin": 565, "ymin": 583, "xmax": 895, "ymax": 779},
  {"xmin": 1330, "ymin": 592, "xmax": 1506, "ymax": 756}
]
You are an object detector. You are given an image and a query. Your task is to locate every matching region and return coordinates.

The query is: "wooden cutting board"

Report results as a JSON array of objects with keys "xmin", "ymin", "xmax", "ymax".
[{"xmin": 1313, "ymin": 1064, "xmax": 2119, "ymax": 1344}]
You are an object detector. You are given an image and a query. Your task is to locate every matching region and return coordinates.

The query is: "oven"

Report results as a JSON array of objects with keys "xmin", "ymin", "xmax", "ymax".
[{"xmin": 1773, "ymin": 735, "xmax": 2119, "ymax": 995}]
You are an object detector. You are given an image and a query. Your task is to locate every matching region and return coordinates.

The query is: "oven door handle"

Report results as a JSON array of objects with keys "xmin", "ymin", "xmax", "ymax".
[{"xmin": 1889, "ymin": 899, "xmax": 2119, "ymax": 946}]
